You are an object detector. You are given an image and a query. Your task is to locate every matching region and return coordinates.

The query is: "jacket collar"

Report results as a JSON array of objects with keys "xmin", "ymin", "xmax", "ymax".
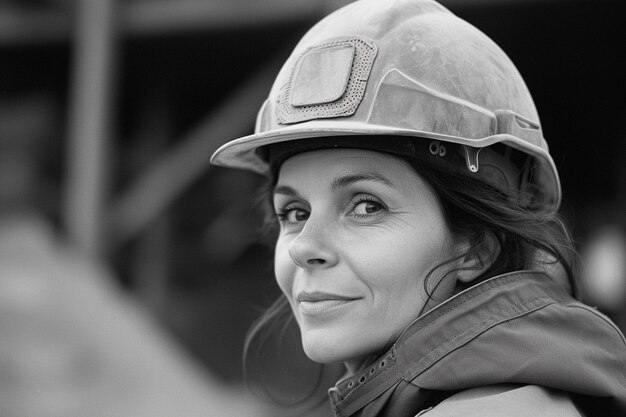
[{"xmin": 328, "ymin": 270, "xmax": 626, "ymax": 417}]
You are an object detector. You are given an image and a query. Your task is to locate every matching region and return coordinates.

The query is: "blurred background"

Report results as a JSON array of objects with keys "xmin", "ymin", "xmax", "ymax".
[{"xmin": 0, "ymin": 0, "xmax": 624, "ymax": 415}]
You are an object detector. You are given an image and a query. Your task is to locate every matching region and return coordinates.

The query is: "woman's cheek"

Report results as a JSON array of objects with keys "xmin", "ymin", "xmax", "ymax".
[{"xmin": 274, "ymin": 238, "xmax": 295, "ymax": 298}]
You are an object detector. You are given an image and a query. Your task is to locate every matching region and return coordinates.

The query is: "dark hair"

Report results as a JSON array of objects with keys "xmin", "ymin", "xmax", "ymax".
[
  {"xmin": 405, "ymin": 157, "xmax": 579, "ymax": 298},
  {"xmin": 243, "ymin": 148, "xmax": 580, "ymax": 409}
]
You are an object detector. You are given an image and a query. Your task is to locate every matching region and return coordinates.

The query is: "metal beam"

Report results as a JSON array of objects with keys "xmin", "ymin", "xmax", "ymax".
[
  {"xmin": 63, "ymin": 0, "xmax": 118, "ymax": 257},
  {"xmin": 3, "ymin": 0, "xmax": 596, "ymax": 46},
  {"xmin": 106, "ymin": 59, "xmax": 278, "ymax": 251},
  {"xmin": 0, "ymin": 0, "xmax": 327, "ymax": 46}
]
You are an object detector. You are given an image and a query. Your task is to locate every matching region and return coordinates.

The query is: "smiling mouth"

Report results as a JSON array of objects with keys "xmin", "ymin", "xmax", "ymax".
[{"xmin": 296, "ymin": 292, "xmax": 360, "ymax": 315}]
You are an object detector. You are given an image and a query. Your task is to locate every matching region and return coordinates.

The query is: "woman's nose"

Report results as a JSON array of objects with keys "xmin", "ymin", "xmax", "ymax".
[{"xmin": 288, "ymin": 217, "xmax": 338, "ymax": 269}]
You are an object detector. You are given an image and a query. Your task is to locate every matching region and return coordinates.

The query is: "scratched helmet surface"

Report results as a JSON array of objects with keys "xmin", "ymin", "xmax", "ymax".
[{"xmin": 211, "ymin": 0, "xmax": 561, "ymax": 213}]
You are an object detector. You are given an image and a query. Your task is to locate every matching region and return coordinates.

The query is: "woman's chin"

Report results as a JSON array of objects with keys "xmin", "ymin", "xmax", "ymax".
[
  {"xmin": 301, "ymin": 332, "xmax": 374, "ymax": 367},
  {"xmin": 302, "ymin": 341, "xmax": 345, "ymax": 364}
]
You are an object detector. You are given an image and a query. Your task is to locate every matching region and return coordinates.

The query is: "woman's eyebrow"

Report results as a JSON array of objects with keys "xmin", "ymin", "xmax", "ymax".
[
  {"xmin": 273, "ymin": 173, "xmax": 398, "ymax": 197},
  {"xmin": 273, "ymin": 185, "xmax": 299, "ymax": 197},
  {"xmin": 330, "ymin": 173, "xmax": 397, "ymax": 191}
]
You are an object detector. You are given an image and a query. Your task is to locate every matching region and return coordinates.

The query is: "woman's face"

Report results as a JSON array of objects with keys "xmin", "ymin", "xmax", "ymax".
[{"xmin": 273, "ymin": 148, "xmax": 461, "ymax": 372}]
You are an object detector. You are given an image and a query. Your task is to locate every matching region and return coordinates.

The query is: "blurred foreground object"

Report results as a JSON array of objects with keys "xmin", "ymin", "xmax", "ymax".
[
  {"xmin": 0, "ymin": 216, "xmax": 264, "ymax": 417},
  {"xmin": 582, "ymin": 226, "xmax": 626, "ymax": 329}
]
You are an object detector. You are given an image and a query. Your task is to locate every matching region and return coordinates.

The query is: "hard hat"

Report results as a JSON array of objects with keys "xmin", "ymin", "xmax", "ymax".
[{"xmin": 211, "ymin": 0, "xmax": 561, "ymax": 213}]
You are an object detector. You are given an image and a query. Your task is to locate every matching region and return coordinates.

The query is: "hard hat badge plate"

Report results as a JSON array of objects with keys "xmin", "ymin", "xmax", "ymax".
[
  {"xmin": 277, "ymin": 37, "xmax": 378, "ymax": 124},
  {"xmin": 289, "ymin": 45, "xmax": 355, "ymax": 107}
]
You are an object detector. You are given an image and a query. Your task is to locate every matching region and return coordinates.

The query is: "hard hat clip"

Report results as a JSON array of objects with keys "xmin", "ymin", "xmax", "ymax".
[{"xmin": 464, "ymin": 146, "xmax": 481, "ymax": 173}]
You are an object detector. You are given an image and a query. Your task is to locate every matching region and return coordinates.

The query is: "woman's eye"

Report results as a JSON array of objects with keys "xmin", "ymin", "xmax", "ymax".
[
  {"xmin": 352, "ymin": 199, "xmax": 384, "ymax": 216},
  {"xmin": 278, "ymin": 208, "xmax": 309, "ymax": 223}
]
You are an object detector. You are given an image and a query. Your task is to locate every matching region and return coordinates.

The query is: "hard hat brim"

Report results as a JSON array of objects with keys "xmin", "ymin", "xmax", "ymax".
[{"xmin": 210, "ymin": 120, "xmax": 561, "ymax": 212}]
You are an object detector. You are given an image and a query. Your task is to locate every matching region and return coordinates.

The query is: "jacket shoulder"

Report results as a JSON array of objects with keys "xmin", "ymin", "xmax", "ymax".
[{"xmin": 415, "ymin": 384, "xmax": 582, "ymax": 417}]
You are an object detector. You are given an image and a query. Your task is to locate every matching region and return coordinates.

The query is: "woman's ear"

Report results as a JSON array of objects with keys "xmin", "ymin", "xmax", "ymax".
[{"xmin": 455, "ymin": 231, "xmax": 501, "ymax": 284}]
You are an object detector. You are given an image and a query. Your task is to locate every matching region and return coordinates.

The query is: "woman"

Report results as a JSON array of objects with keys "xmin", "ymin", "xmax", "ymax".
[{"xmin": 211, "ymin": 0, "xmax": 626, "ymax": 415}]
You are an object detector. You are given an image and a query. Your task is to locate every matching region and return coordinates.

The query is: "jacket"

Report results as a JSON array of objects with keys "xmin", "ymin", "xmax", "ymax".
[{"xmin": 327, "ymin": 271, "xmax": 626, "ymax": 417}]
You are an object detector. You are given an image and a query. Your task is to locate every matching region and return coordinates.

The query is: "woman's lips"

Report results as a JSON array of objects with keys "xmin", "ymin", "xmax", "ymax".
[{"xmin": 296, "ymin": 292, "xmax": 360, "ymax": 315}]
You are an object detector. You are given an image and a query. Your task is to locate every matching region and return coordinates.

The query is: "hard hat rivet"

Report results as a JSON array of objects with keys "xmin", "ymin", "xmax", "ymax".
[
  {"xmin": 439, "ymin": 145, "xmax": 446, "ymax": 157},
  {"xmin": 429, "ymin": 141, "xmax": 440, "ymax": 155}
]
